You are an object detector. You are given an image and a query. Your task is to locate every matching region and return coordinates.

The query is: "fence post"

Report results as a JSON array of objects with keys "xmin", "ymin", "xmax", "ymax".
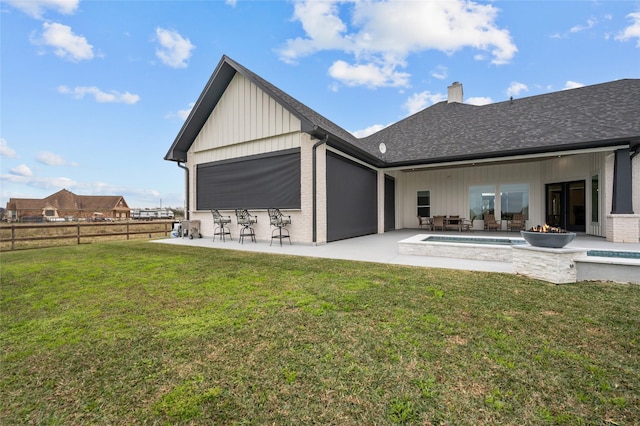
[
  {"xmin": 11, "ymin": 225, "xmax": 15, "ymax": 251},
  {"xmin": 77, "ymin": 223, "xmax": 81, "ymax": 245},
  {"xmin": 127, "ymin": 221, "xmax": 130, "ymax": 240}
]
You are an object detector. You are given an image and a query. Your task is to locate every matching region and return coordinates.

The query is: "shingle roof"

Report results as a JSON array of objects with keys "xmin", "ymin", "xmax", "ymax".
[
  {"xmin": 165, "ymin": 55, "xmax": 364, "ymax": 163},
  {"xmin": 165, "ymin": 55, "xmax": 640, "ymax": 167},
  {"xmin": 360, "ymin": 79, "xmax": 640, "ymax": 165},
  {"xmin": 7, "ymin": 189, "xmax": 128, "ymax": 211}
]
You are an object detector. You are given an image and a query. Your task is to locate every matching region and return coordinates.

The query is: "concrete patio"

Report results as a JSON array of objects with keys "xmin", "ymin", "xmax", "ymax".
[{"xmin": 154, "ymin": 229, "xmax": 640, "ymax": 278}]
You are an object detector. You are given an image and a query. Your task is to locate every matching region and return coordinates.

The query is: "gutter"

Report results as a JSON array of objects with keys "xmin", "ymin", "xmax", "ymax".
[
  {"xmin": 177, "ymin": 162, "xmax": 189, "ymax": 220},
  {"xmin": 312, "ymin": 134, "xmax": 329, "ymax": 244}
]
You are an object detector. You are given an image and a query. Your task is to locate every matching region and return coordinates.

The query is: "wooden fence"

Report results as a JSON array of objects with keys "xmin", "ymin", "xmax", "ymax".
[{"xmin": 0, "ymin": 220, "xmax": 177, "ymax": 251}]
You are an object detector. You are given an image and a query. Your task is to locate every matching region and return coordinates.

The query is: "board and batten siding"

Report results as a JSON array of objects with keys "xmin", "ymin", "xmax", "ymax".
[
  {"xmin": 184, "ymin": 72, "xmax": 309, "ymax": 241},
  {"xmin": 191, "ymin": 72, "xmax": 302, "ymax": 164},
  {"xmin": 541, "ymin": 151, "xmax": 607, "ymax": 237},
  {"xmin": 396, "ymin": 152, "xmax": 609, "ymax": 236},
  {"xmin": 398, "ymin": 161, "xmax": 543, "ymax": 231}
]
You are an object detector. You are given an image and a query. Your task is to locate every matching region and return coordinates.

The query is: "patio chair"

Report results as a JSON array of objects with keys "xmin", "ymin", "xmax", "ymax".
[
  {"xmin": 484, "ymin": 214, "xmax": 501, "ymax": 231},
  {"xmin": 507, "ymin": 214, "xmax": 526, "ymax": 232},
  {"xmin": 417, "ymin": 216, "xmax": 433, "ymax": 230},
  {"xmin": 235, "ymin": 209, "xmax": 257, "ymax": 244},
  {"xmin": 268, "ymin": 208, "xmax": 292, "ymax": 246},
  {"xmin": 432, "ymin": 215, "xmax": 445, "ymax": 231},
  {"xmin": 461, "ymin": 218, "xmax": 474, "ymax": 232},
  {"xmin": 211, "ymin": 209, "xmax": 232, "ymax": 242}
]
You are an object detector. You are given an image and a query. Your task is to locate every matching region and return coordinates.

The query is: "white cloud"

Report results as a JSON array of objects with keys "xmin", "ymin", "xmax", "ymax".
[
  {"xmin": 278, "ymin": 1, "xmax": 349, "ymax": 63},
  {"xmin": 467, "ymin": 96, "xmax": 492, "ymax": 106},
  {"xmin": 6, "ymin": 0, "xmax": 79, "ymax": 19},
  {"xmin": 506, "ymin": 82, "xmax": 528, "ymax": 98},
  {"xmin": 58, "ymin": 85, "xmax": 140, "ymax": 104},
  {"xmin": 328, "ymin": 60, "xmax": 409, "ymax": 88},
  {"xmin": 570, "ymin": 17, "xmax": 597, "ymax": 33},
  {"xmin": 431, "ymin": 65, "xmax": 448, "ymax": 80},
  {"xmin": 225, "ymin": 0, "xmax": 238, "ymax": 6},
  {"xmin": 31, "ymin": 22, "xmax": 94, "ymax": 62},
  {"xmin": 37, "ymin": 151, "xmax": 78, "ymax": 166},
  {"xmin": 404, "ymin": 91, "xmax": 446, "ymax": 115},
  {"xmin": 177, "ymin": 103, "xmax": 195, "ymax": 120},
  {"xmin": 165, "ymin": 103, "xmax": 195, "ymax": 120},
  {"xmin": 616, "ymin": 12, "xmax": 640, "ymax": 47},
  {"xmin": 1, "ymin": 138, "xmax": 18, "ymax": 158},
  {"xmin": 278, "ymin": 0, "xmax": 517, "ymax": 89},
  {"xmin": 0, "ymin": 173, "xmax": 76, "ymax": 190},
  {"xmin": 352, "ymin": 123, "xmax": 388, "ymax": 138},
  {"xmin": 563, "ymin": 81, "xmax": 585, "ymax": 90},
  {"xmin": 155, "ymin": 27, "xmax": 195, "ymax": 68},
  {"xmin": 9, "ymin": 164, "xmax": 33, "ymax": 177}
]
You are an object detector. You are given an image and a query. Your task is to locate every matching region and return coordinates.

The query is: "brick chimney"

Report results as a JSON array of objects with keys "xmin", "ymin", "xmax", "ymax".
[{"xmin": 447, "ymin": 81, "xmax": 463, "ymax": 103}]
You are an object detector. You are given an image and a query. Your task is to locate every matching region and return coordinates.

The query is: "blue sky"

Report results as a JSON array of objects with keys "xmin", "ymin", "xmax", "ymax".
[{"xmin": 2, "ymin": 0, "xmax": 639, "ymax": 209}]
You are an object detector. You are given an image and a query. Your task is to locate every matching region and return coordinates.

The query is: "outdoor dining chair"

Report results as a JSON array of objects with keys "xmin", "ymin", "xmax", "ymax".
[
  {"xmin": 211, "ymin": 209, "xmax": 232, "ymax": 242},
  {"xmin": 417, "ymin": 216, "xmax": 433, "ymax": 230},
  {"xmin": 268, "ymin": 208, "xmax": 292, "ymax": 246},
  {"xmin": 484, "ymin": 214, "xmax": 501, "ymax": 231},
  {"xmin": 432, "ymin": 215, "xmax": 445, "ymax": 231},
  {"xmin": 235, "ymin": 209, "xmax": 257, "ymax": 244},
  {"xmin": 507, "ymin": 214, "xmax": 526, "ymax": 232}
]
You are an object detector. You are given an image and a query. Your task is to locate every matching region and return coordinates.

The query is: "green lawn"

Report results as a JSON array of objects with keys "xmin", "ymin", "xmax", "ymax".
[{"xmin": 1, "ymin": 241, "xmax": 638, "ymax": 425}]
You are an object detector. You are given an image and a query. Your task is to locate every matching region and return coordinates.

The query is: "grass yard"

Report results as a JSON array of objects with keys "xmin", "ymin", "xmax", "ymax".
[{"xmin": 1, "ymin": 241, "xmax": 639, "ymax": 425}]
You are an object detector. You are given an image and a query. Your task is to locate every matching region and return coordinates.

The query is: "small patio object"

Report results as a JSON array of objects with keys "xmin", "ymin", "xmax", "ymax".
[
  {"xmin": 181, "ymin": 220, "xmax": 202, "ymax": 239},
  {"xmin": 484, "ymin": 214, "xmax": 501, "ymax": 231},
  {"xmin": 461, "ymin": 218, "xmax": 474, "ymax": 232},
  {"xmin": 235, "ymin": 209, "xmax": 257, "ymax": 244},
  {"xmin": 268, "ymin": 208, "xmax": 292, "ymax": 246},
  {"xmin": 211, "ymin": 209, "xmax": 232, "ymax": 242}
]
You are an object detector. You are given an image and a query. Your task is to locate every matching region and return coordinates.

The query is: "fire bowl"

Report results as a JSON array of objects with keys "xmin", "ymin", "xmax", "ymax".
[{"xmin": 520, "ymin": 231, "xmax": 576, "ymax": 248}]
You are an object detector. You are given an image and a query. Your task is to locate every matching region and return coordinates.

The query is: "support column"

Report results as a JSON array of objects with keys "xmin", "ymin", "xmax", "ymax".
[
  {"xmin": 607, "ymin": 147, "xmax": 639, "ymax": 243},
  {"xmin": 612, "ymin": 148, "xmax": 633, "ymax": 214}
]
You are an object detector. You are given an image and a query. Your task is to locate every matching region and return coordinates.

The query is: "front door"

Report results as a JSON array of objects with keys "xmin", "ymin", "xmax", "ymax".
[{"xmin": 546, "ymin": 180, "xmax": 585, "ymax": 232}]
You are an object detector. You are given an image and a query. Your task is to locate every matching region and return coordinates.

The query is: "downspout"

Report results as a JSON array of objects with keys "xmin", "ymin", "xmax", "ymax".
[
  {"xmin": 177, "ymin": 161, "xmax": 190, "ymax": 220},
  {"xmin": 312, "ymin": 134, "xmax": 329, "ymax": 244}
]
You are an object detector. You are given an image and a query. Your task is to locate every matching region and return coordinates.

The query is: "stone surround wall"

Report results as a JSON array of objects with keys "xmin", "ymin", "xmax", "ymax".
[
  {"xmin": 513, "ymin": 246, "xmax": 587, "ymax": 284},
  {"xmin": 398, "ymin": 239, "xmax": 514, "ymax": 262}
]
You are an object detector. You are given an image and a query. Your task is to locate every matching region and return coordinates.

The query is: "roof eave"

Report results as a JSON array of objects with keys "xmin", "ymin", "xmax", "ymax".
[
  {"xmin": 164, "ymin": 56, "xmax": 237, "ymax": 162},
  {"xmin": 380, "ymin": 138, "xmax": 636, "ymax": 169}
]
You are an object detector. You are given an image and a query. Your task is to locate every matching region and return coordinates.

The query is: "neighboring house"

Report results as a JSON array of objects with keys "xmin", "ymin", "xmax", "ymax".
[
  {"xmin": 5, "ymin": 189, "xmax": 130, "ymax": 221},
  {"xmin": 164, "ymin": 55, "xmax": 640, "ymax": 244}
]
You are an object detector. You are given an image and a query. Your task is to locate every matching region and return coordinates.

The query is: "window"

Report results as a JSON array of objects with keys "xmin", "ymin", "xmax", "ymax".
[
  {"xmin": 417, "ymin": 191, "xmax": 430, "ymax": 217},
  {"xmin": 500, "ymin": 183, "xmax": 529, "ymax": 220},
  {"xmin": 469, "ymin": 185, "xmax": 494, "ymax": 220},
  {"xmin": 591, "ymin": 175, "xmax": 599, "ymax": 223}
]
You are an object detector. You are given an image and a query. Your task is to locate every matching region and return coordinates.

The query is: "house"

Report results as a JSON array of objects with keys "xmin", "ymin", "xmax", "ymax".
[
  {"xmin": 164, "ymin": 55, "xmax": 640, "ymax": 244},
  {"xmin": 5, "ymin": 189, "xmax": 130, "ymax": 222}
]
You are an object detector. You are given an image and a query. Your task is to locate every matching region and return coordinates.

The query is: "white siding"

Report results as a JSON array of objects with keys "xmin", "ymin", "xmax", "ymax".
[
  {"xmin": 184, "ymin": 72, "xmax": 310, "ymax": 242},
  {"xmin": 191, "ymin": 73, "xmax": 302, "ymax": 163},
  {"xmin": 397, "ymin": 152, "xmax": 611, "ymax": 236}
]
